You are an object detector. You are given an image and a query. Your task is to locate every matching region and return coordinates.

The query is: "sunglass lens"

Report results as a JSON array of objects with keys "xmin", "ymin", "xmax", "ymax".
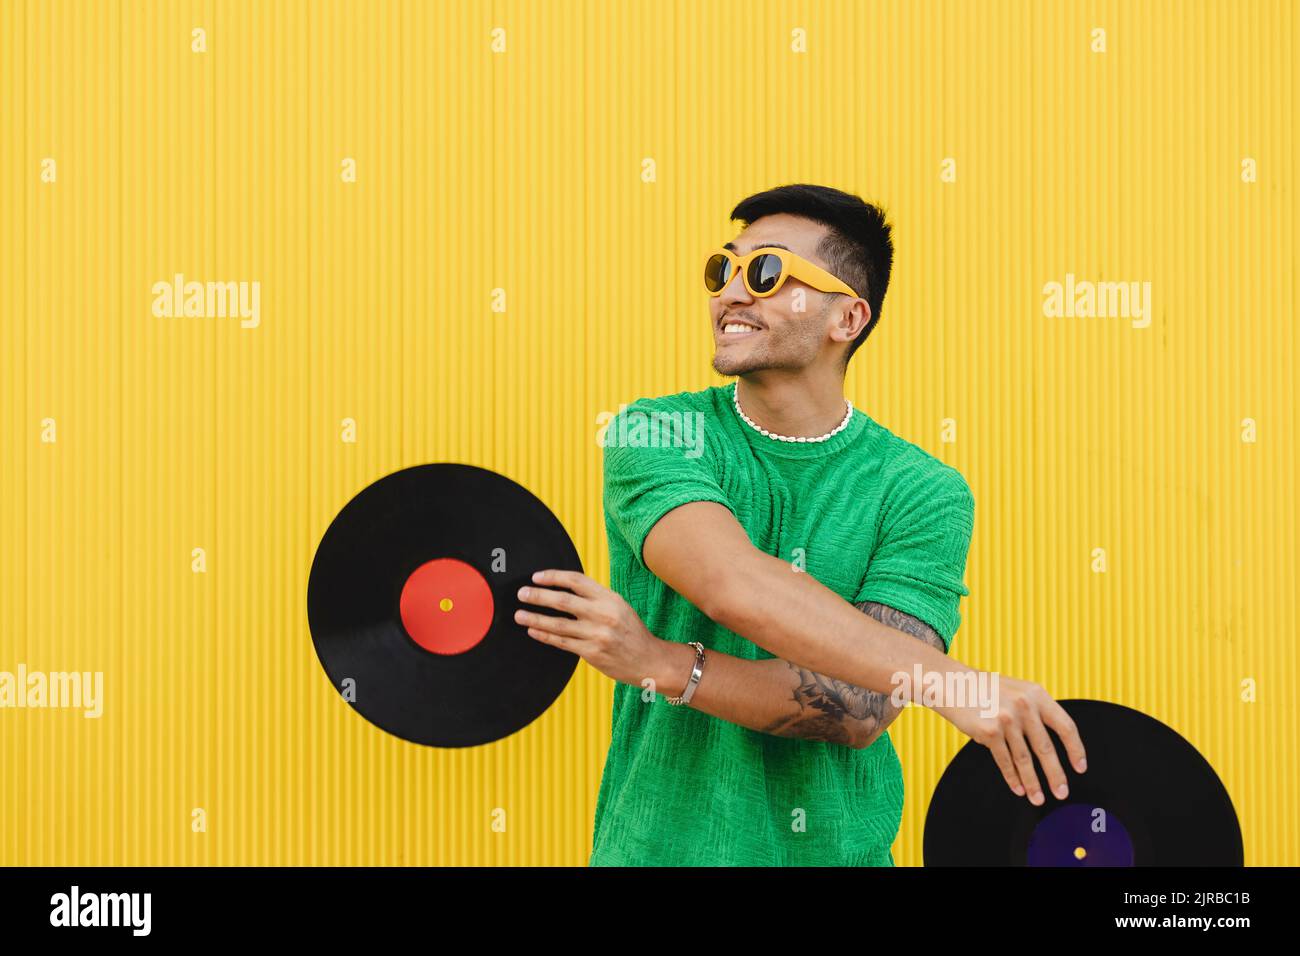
[
  {"xmin": 704, "ymin": 254, "xmax": 733, "ymax": 293},
  {"xmin": 747, "ymin": 253, "xmax": 784, "ymax": 294}
]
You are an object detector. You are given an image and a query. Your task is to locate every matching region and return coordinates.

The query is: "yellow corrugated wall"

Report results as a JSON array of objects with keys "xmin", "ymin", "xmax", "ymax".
[{"xmin": 1, "ymin": 0, "xmax": 1294, "ymax": 866}]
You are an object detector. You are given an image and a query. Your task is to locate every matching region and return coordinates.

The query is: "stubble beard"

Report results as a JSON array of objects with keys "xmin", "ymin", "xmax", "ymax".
[
  {"xmin": 712, "ymin": 324, "xmax": 819, "ymax": 377},
  {"xmin": 713, "ymin": 299, "xmax": 833, "ymax": 377}
]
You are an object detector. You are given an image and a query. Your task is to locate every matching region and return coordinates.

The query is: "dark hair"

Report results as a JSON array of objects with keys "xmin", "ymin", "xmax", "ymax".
[{"xmin": 730, "ymin": 183, "xmax": 893, "ymax": 367}]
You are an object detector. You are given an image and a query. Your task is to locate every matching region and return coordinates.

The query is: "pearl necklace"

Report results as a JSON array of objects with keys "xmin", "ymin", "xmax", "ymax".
[{"xmin": 732, "ymin": 384, "xmax": 854, "ymax": 443}]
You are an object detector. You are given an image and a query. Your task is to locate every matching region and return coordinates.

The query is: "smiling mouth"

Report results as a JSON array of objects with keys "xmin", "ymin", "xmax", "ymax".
[{"xmin": 718, "ymin": 320, "xmax": 763, "ymax": 338}]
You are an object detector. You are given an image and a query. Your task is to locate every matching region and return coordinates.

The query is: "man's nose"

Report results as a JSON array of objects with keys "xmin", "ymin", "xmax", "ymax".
[{"xmin": 718, "ymin": 269, "xmax": 752, "ymax": 305}]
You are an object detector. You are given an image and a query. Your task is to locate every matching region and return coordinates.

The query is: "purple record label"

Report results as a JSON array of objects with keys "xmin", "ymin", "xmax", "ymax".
[{"xmin": 1027, "ymin": 803, "xmax": 1135, "ymax": 866}]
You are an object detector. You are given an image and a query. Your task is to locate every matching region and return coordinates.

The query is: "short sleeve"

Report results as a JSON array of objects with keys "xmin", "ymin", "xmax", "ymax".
[
  {"xmin": 602, "ymin": 403, "xmax": 735, "ymax": 570},
  {"xmin": 853, "ymin": 468, "xmax": 974, "ymax": 652}
]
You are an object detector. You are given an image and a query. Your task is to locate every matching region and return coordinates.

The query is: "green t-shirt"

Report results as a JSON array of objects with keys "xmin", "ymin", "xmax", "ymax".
[{"xmin": 589, "ymin": 382, "xmax": 975, "ymax": 867}]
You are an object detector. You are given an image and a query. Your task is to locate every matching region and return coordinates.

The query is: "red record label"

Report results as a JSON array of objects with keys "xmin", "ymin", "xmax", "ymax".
[{"xmin": 399, "ymin": 557, "xmax": 495, "ymax": 655}]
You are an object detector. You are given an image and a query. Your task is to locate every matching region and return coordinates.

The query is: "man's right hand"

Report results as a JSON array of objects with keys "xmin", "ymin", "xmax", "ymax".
[{"xmin": 930, "ymin": 675, "xmax": 1088, "ymax": 806}]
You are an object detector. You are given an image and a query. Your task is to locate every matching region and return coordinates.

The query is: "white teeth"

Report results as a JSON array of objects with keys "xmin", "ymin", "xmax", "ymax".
[{"xmin": 723, "ymin": 323, "xmax": 758, "ymax": 334}]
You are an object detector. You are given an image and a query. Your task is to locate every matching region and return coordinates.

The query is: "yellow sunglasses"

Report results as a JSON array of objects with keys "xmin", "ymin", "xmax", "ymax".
[{"xmin": 703, "ymin": 246, "xmax": 860, "ymax": 300}]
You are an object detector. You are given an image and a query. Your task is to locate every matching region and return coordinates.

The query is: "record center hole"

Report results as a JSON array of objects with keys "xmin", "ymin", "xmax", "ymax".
[{"xmin": 439, "ymin": 597, "xmax": 453, "ymax": 612}]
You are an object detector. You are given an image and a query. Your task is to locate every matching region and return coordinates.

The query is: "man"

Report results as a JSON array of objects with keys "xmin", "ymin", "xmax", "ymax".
[{"xmin": 515, "ymin": 183, "xmax": 1086, "ymax": 866}]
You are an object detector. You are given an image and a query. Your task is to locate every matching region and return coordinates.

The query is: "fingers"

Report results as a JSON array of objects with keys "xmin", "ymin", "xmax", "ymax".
[
  {"xmin": 517, "ymin": 582, "xmax": 589, "ymax": 616},
  {"xmin": 524, "ymin": 626, "xmax": 580, "ymax": 654},
  {"xmin": 1003, "ymin": 719, "xmax": 1046, "ymax": 806},
  {"xmin": 973, "ymin": 680, "xmax": 1087, "ymax": 803},
  {"xmin": 986, "ymin": 737, "xmax": 1026, "ymax": 797},
  {"xmin": 515, "ymin": 573, "xmax": 610, "ymax": 644},
  {"xmin": 1022, "ymin": 707, "xmax": 1070, "ymax": 801},
  {"xmin": 989, "ymin": 691, "xmax": 1087, "ymax": 804},
  {"xmin": 513, "ymin": 607, "xmax": 598, "ymax": 641},
  {"xmin": 530, "ymin": 569, "xmax": 604, "ymax": 598},
  {"xmin": 1042, "ymin": 699, "xmax": 1088, "ymax": 774}
]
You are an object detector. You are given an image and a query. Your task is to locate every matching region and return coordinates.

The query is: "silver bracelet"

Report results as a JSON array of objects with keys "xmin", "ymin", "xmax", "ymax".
[{"xmin": 665, "ymin": 642, "xmax": 706, "ymax": 706}]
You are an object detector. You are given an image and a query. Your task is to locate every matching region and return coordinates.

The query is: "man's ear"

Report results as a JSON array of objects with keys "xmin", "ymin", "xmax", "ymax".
[{"xmin": 829, "ymin": 298, "xmax": 871, "ymax": 344}]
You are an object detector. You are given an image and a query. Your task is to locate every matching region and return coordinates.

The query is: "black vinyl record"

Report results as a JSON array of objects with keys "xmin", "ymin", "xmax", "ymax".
[
  {"xmin": 923, "ymin": 699, "xmax": 1243, "ymax": 866},
  {"xmin": 307, "ymin": 463, "xmax": 583, "ymax": 747}
]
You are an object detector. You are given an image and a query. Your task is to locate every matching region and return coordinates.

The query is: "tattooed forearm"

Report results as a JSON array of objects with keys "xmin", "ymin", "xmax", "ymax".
[
  {"xmin": 759, "ymin": 601, "xmax": 947, "ymax": 748},
  {"xmin": 761, "ymin": 666, "xmax": 894, "ymax": 746}
]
